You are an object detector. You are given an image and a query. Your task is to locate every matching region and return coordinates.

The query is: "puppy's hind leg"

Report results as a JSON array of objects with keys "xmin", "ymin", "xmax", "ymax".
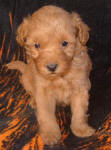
[
  {"xmin": 5, "ymin": 61, "xmax": 27, "ymax": 74},
  {"xmin": 6, "ymin": 61, "xmax": 36, "ymax": 109}
]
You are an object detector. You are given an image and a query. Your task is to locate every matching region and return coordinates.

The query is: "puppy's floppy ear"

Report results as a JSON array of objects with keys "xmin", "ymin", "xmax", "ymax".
[
  {"xmin": 71, "ymin": 12, "xmax": 90, "ymax": 45},
  {"xmin": 16, "ymin": 18, "xmax": 29, "ymax": 47}
]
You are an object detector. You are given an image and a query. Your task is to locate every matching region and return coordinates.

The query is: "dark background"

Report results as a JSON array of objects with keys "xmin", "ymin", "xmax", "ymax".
[{"xmin": 0, "ymin": 0, "xmax": 111, "ymax": 149}]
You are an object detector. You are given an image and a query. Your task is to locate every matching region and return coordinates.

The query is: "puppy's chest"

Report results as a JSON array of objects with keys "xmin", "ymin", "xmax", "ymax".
[{"xmin": 50, "ymin": 79, "xmax": 74, "ymax": 105}]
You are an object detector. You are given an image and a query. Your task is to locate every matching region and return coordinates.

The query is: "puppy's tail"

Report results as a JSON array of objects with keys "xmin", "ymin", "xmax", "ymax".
[{"xmin": 5, "ymin": 61, "xmax": 27, "ymax": 74}]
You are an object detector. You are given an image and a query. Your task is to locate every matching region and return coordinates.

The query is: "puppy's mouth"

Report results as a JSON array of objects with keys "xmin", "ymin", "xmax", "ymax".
[
  {"xmin": 47, "ymin": 70, "xmax": 68, "ymax": 79},
  {"xmin": 38, "ymin": 69, "xmax": 68, "ymax": 80},
  {"xmin": 45, "ymin": 64, "xmax": 70, "ymax": 79},
  {"xmin": 48, "ymin": 72, "xmax": 60, "ymax": 78},
  {"xmin": 50, "ymin": 72, "xmax": 57, "ymax": 75},
  {"xmin": 35, "ymin": 62, "xmax": 70, "ymax": 80}
]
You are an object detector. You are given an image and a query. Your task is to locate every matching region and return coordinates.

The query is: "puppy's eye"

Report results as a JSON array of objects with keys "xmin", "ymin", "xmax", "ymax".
[
  {"xmin": 62, "ymin": 41, "xmax": 68, "ymax": 47},
  {"xmin": 34, "ymin": 43, "xmax": 40, "ymax": 49}
]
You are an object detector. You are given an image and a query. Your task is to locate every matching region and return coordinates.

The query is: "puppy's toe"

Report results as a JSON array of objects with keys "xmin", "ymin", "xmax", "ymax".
[
  {"xmin": 71, "ymin": 123, "xmax": 95, "ymax": 137},
  {"xmin": 29, "ymin": 96, "xmax": 37, "ymax": 109},
  {"xmin": 40, "ymin": 126, "xmax": 61, "ymax": 145},
  {"xmin": 5, "ymin": 62, "xmax": 17, "ymax": 70},
  {"xmin": 5, "ymin": 61, "xmax": 26, "ymax": 73}
]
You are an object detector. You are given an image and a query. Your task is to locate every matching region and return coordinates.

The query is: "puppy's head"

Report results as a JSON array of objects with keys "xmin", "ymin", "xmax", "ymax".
[{"xmin": 16, "ymin": 5, "xmax": 90, "ymax": 80}]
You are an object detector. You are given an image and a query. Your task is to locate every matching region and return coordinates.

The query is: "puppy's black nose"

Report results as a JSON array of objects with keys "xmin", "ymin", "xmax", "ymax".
[{"xmin": 46, "ymin": 63, "xmax": 58, "ymax": 72}]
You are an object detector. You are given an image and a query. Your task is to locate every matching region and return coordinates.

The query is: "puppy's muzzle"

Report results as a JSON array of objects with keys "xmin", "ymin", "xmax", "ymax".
[{"xmin": 46, "ymin": 63, "xmax": 58, "ymax": 72}]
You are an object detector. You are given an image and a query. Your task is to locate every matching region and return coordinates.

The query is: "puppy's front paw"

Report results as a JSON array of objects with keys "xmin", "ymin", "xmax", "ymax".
[
  {"xmin": 40, "ymin": 124, "xmax": 61, "ymax": 145},
  {"xmin": 71, "ymin": 123, "xmax": 95, "ymax": 137}
]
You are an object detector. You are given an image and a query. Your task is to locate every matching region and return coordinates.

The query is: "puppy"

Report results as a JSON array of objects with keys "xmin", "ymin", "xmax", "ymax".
[{"xmin": 6, "ymin": 5, "xmax": 95, "ymax": 145}]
